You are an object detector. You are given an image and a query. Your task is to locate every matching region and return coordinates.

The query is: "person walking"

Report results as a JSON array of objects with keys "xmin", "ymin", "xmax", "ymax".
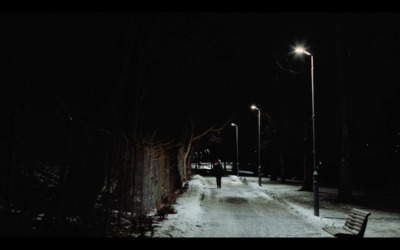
[{"xmin": 214, "ymin": 159, "xmax": 224, "ymax": 189}]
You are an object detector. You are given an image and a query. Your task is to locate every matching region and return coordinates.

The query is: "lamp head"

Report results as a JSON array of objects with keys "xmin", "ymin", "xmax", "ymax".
[
  {"xmin": 251, "ymin": 105, "xmax": 259, "ymax": 110},
  {"xmin": 295, "ymin": 47, "xmax": 311, "ymax": 56},
  {"xmin": 295, "ymin": 47, "xmax": 305, "ymax": 54}
]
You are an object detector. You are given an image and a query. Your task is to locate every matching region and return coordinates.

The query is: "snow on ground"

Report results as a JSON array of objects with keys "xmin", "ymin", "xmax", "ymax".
[
  {"xmin": 151, "ymin": 174, "xmax": 400, "ymax": 238},
  {"xmin": 150, "ymin": 175, "xmax": 208, "ymax": 237},
  {"xmin": 252, "ymin": 178, "xmax": 400, "ymax": 237}
]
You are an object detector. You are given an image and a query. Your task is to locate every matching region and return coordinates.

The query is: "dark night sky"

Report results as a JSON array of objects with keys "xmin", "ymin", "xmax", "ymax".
[{"xmin": 3, "ymin": 10, "xmax": 400, "ymax": 181}]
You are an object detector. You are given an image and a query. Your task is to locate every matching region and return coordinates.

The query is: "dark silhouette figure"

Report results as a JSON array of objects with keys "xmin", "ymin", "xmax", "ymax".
[{"xmin": 214, "ymin": 159, "xmax": 224, "ymax": 189}]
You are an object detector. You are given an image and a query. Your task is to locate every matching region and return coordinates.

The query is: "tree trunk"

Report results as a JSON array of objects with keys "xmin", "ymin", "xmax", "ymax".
[
  {"xmin": 177, "ymin": 145, "xmax": 186, "ymax": 184},
  {"xmin": 280, "ymin": 152, "xmax": 286, "ymax": 183},
  {"xmin": 339, "ymin": 132, "xmax": 352, "ymax": 202},
  {"xmin": 269, "ymin": 149, "xmax": 278, "ymax": 181},
  {"xmin": 338, "ymin": 80, "xmax": 352, "ymax": 202},
  {"xmin": 300, "ymin": 121, "xmax": 313, "ymax": 191},
  {"xmin": 177, "ymin": 138, "xmax": 192, "ymax": 184},
  {"xmin": 336, "ymin": 17, "xmax": 352, "ymax": 202}
]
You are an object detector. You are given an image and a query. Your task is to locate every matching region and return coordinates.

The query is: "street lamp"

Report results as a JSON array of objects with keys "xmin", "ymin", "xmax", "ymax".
[
  {"xmin": 295, "ymin": 47, "xmax": 311, "ymax": 56},
  {"xmin": 231, "ymin": 123, "xmax": 240, "ymax": 177},
  {"xmin": 295, "ymin": 46, "xmax": 319, "ymax": 216},
  {"xmin": 251, "ymin": 105, "xmax": 262, "ymax": 186}
]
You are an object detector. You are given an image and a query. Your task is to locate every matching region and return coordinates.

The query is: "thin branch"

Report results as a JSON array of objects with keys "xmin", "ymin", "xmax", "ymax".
[{"xmin": 192, "ymin": 117, "xmax": 232, "ymax": 142}]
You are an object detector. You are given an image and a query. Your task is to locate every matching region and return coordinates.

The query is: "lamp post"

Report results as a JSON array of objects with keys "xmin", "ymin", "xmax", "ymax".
[
  {"xmin": 205, "ymin": 149, "xmax": 211, "ymax": 169},
  {"xmin": 194, "ymin": 152, "xmax": 198, "ymax": 169},
  {"xmin": 295, "ymin": 46, "xmax": 319, "ymax": 216},
  {"xmin": 231, "ymin": 123, "xmax": 239, "ymax": 177},
  {"xmin": 251, "ymin": 105, "xmax": 262, "ymax": 186}
]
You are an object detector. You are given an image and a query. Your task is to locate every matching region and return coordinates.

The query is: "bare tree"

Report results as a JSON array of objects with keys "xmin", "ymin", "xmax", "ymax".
[{"xmin": 177, "ymin": 120, "xmax": 231, "ymax": 183}]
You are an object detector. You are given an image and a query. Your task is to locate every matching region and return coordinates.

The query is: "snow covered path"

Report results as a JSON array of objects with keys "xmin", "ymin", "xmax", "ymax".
[
  {"xmin": 152, "ymin": 175, "xmax": 326, "ymax": 237},
  {"xmin": 151, "ymin": 174, "xmax": 400, "ymax": 238}
]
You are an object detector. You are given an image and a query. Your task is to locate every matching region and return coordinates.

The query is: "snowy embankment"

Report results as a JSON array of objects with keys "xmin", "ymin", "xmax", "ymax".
[
  {"xmin": 150, "ymin": 174, "xmax": 400, "ymax": 238},
  {"xmin": 151, "ymin": 175, "xmax": 209, "ymax": 237}
]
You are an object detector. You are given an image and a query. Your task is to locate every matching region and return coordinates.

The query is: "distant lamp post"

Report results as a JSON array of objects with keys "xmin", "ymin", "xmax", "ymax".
[
  {"xmin": 194, "ymin": 152, "xmax": 198, "ymax": 169},
  {"xmin": 295, "ymin": 46, "xmax": 319, "ymax": 216},
  {"xmin": 231, "ymin": 123, "xmax": 240, "ymax": 177},
  {"xmin": 251, "ymin": 105, "xmax": 262, "ymax": 186},
  {"xmin": 205, "ymin": 149, "xmax": 211, "ymax": 169}
]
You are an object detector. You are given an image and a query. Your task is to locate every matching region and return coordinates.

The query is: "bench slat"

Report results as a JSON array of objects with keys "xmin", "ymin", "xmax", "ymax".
[
  {"xmin": 323, "ymin": 227, "xmax": 342, "ymax": 235},
  {"xmin": 349, "ymin": 213, "xmax": 368, "ymax": 222},
  {"xmin": 347, "ymin": 217, "xmax": 364, "ymax": 225},
  {"xmin": 344, "ymin": 224, "xmax": 362, "ymax": 232},
  {"xmin": 323, "ymin": 227, "xmax": 358, "ymax": 236},
  {"xmin": 345, "ymin": 218, "xmax": 364, "ymax": 228},
  {"xmin": 343, "ymin": 226, "xmax": 361, "ymax": 234},
  {"xmin": 352, "ymin": 208, "xmax": 371, "ymax": 216}
]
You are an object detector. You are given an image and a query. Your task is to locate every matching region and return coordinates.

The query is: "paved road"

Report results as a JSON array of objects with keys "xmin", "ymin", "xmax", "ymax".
[{"xmin": 183, "ymin": 176, "xmax": 324, "ymax": 237}]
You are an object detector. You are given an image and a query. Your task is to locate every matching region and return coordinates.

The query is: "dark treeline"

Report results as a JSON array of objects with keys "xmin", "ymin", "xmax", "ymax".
[{"xmin": 0, "ymin": 13, "xmax": 240, "ymax": 237}]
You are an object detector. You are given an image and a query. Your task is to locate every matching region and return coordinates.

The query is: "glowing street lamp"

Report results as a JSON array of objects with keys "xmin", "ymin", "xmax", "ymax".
[
  {"xmin": 251, "ymin": 105, "xmax": 262, "ymax": 186},
  {"xmin": 231, "ymin": 123, "xmax": 239, "ymax": 177},
  {"xmin": 295, "ymin": 47, "xmax": 311, "ymax": 56},
  {"xmin": 295, "ymin": 46, "xmax": 319, "ymax": 216}
]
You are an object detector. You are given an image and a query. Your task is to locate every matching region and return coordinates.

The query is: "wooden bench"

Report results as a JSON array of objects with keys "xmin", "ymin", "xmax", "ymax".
[{"xmin": 323, "ymin": 208, "xmax": 371, "ymax": 238}]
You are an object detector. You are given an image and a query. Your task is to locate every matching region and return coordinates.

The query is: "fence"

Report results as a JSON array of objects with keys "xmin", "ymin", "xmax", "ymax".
[{"xmin": 0, "ymin": 99, "xmax": 182, "ymax": 236}]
